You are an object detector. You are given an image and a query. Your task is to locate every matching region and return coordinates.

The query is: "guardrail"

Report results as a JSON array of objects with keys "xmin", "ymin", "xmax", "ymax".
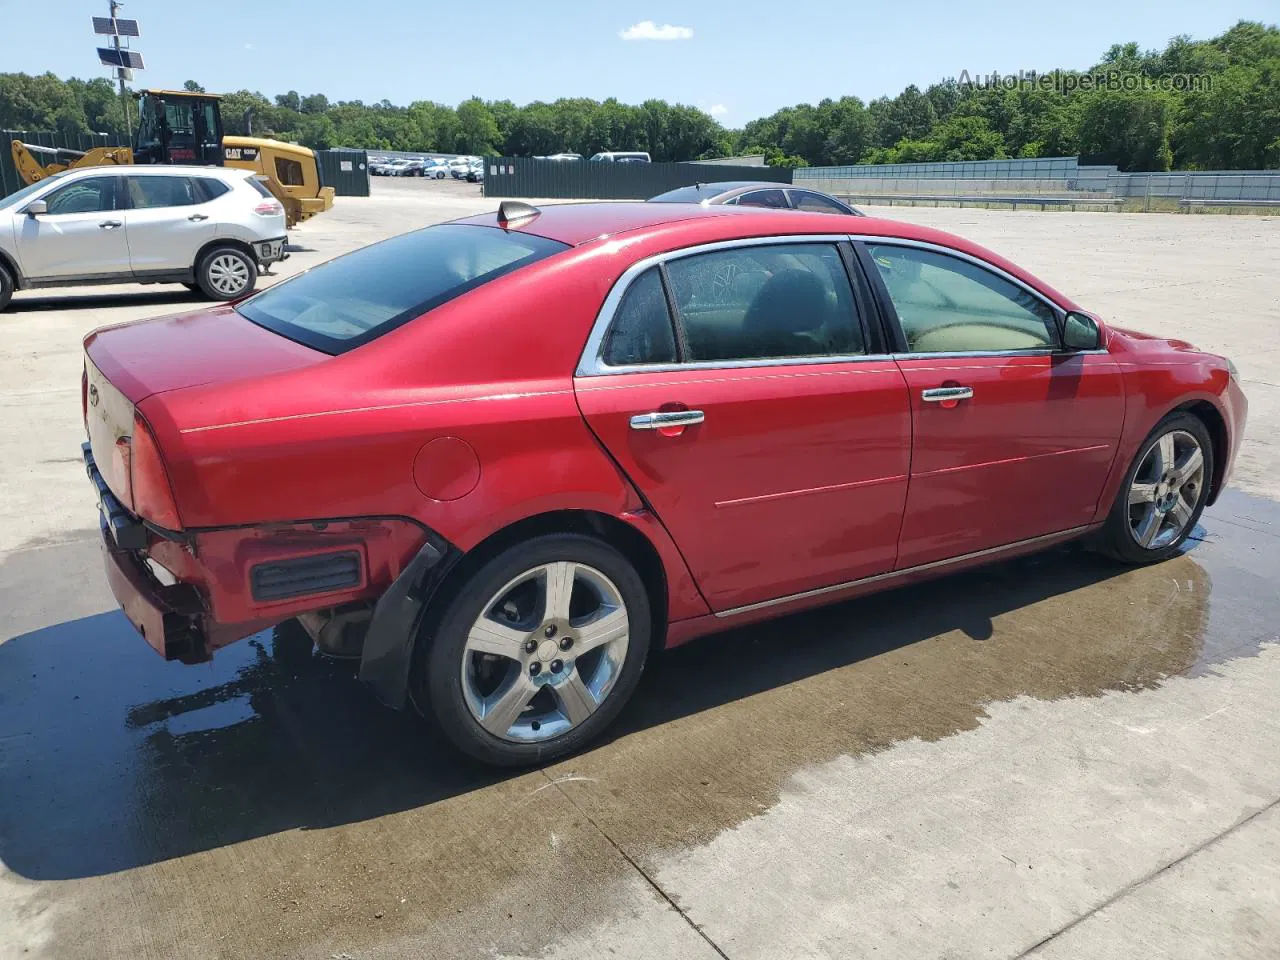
[
  {"xmin": 842, "ymin": 194, "xmax": 1124, "ymax": 211},
  {"xmin": 1178, "ymin": 198, "xmax": 1280, "ymax": 207}
]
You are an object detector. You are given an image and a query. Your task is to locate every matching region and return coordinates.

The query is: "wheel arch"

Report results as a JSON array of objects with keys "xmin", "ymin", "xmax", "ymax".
[
  {"xmin": 359, "ymin": 507, "xmax": 689, "ymax": 710},
  {"xmin": 1174, "ymin": 398, "xmax": 1229, "ymax": 505},
  {"xmin": 431, "ymin": 509, "xmax": 670, "ymax": 653},
  {"xmin": 194, "ymin": 237, "xmax": 258, "ymax": 271},
  {"xmin": 0, "ymin": 247, "xmax": 22, "ymax": 288}
]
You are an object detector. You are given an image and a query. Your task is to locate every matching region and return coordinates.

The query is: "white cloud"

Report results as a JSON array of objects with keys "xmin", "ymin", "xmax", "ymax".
[
  {"xmin": 708, "ymin": 104, "xmax": 728, "ymax": 117},
  {"xmin": 243, "ymin": 42, "xmax": 254, "ymax": 50},
  {"xmin": 619, "ymin": 20, "xmax": 693, "ymax": 41}
]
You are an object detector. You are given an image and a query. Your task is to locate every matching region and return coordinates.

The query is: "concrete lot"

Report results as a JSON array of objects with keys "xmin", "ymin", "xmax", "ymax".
[{"xmin": 1, "ymin": 177, "xmax": 1278, "ymax": 959}]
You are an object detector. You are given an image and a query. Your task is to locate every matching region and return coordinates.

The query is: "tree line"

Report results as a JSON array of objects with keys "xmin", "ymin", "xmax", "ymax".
[{"xmin": 1, "ymin": 21, "xmax": 1275, "ymax": 171}]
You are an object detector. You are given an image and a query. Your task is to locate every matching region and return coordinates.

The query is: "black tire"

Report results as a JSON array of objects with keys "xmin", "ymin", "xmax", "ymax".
[
  {"xmin": 196, "ymin": 246, "xmax": 257, "ymax": 301},
  {"xmin": 415, "ymin": 533, "xmax": 651, "ymax": 767},
  {"xmin": 0, "ymin": 262, "xmax": 14, "ymax": 312},
  {"xmin": 1097, "ymin": 411, "xmax": 1214, "ymax": 563}
]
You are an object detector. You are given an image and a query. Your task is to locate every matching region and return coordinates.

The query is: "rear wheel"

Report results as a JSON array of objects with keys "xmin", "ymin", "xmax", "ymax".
[
  {"xmin": 1098, "ymin": 411, "xmax": 1213, "ymax": 563},
  {"xmin": 196, "ymin": 246, "xmax": 257, "ymax": 301},
  {"xmin": 0, "ymin": 263, "xmax": 13, "ymax": 312},
  {"xmin": 416, "ymin": 534, "xmax": 650, "ymax": 766}
]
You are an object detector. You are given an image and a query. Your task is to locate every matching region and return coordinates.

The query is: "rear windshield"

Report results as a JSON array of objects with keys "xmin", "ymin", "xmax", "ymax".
[{"xmin": 236, "ymin": 224, "xmax": 568, "ymax": 354}]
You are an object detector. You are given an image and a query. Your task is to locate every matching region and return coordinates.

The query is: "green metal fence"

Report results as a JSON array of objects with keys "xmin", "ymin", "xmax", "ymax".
[
  {"xmin": 316, "ymin": 148, "xmax": 371, "ymax": 197},
  {"xmin": 483, "ymin": 157, "xmax": 791, "ymax": 199},
  {"xmin": 1, "ymin": 129, "xmax": 123, "ymax": 199}
]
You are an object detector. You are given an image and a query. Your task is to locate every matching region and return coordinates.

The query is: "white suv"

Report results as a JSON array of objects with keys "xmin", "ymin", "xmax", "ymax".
[{"xmin": 0, "ymin": 166, "xmax": 288, "ymax": 311}]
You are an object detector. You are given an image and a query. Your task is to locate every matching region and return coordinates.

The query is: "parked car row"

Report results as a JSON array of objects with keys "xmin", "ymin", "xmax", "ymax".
[
  {"xmin": 367, "ymin": 150, "xmax": 655, "ymax": 173},
  {"xmin": 369, "ymin": 156, "xmax": 456, "ymax": 178}
]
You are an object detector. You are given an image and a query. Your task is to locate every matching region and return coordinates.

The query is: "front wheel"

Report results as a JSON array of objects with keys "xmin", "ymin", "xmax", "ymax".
[
  {"xmin": 0, "ymin": 263, "xmax": 14, "ymax": 312},
  {"xmin": 1098, "ymin": 411, "xmax": 1213, "ymax": 563},
  {"xmin": 196, "ymin": 246, "xmax": 257, "ymax": 301},
  {"xmin": 416, "ymin": 534, "xmax": 650, "ymax": 766}
]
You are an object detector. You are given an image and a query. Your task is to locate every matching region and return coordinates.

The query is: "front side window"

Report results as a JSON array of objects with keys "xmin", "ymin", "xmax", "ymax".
[
  {"xmin": 44, "ymin": 177, "xmax": 117, "ymax": 215},
  {"xmin": 601, "ymin": 268, "xmax": 677, "ymax": 366},
  {"xmin": 866, "ymin": 244, "xmax": 1059, "ymax": 354},
  {"xmin": 236, "ymin": 224, "xmax": 568, "ymax": 354},
  {"xmin": 664, "ymin": 243, "xmax": 863, "ymax": 362},
  {"xmin": 126, "ymin": 176, "xmax": 201, "ymax": 209}
]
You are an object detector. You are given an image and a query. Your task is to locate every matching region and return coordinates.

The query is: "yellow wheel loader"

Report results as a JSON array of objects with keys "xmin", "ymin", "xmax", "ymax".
[{"xmin": 11, "ymin": 90, "xmax": 335, "ymax": 227}]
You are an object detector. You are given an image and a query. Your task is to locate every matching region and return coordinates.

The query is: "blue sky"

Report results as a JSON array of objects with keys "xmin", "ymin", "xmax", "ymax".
[{"xmin": 5, "ymin": 0, "xmax": 1276, "ymax": 124}]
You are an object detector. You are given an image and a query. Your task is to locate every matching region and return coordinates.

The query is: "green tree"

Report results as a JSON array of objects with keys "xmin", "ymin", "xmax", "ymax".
[
  {"xmin": 1078, "ymin": 86, "xmax": 1175, "ymax": 170},
  {"xmin": 454, "ymin": 97, "xmax": 499, "ymax": 154}
]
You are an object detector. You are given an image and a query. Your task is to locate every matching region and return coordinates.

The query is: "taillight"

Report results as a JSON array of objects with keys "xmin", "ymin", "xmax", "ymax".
[
  {"xmin": 254, "ymin": 200, "xmax": 283, "ymax": 217},
  {"xmin": 130, "ymin": 413, "xmax": 182, "ymax": 530},
  {"xmin": 81, "ymin": 366, "xmax": 89, "ymax": 430}
]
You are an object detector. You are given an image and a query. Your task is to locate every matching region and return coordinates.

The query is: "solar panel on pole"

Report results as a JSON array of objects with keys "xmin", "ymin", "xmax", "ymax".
[
  {"xmin": 97, "ymin": 48, "xmax": 146, "ymax": 70},
  {"xmin": 91, "ymin": 16, "xmax": 141, "ymax": 36}
]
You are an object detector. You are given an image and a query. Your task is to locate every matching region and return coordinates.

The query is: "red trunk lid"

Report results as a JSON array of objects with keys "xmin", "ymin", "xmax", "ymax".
[
  {"xmin": 84, "ymin": 304, "xmax": 323, "ymax": 404},
  {"xmin": 83, "ymin": 305, "xmax": 323, "ymax": 508}
]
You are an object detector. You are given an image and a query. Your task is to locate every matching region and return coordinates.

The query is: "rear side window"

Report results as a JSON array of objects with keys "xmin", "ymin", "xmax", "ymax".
[
  {"xmin": 602, "ymin": 268, "xmax": 677, "ymax": 366},
  {"xmin": 246, "ymin": 177, "xmax": 274, "ymax": 198},
  {"xmin": 790, "ymin": 190, "xmax": 850, "ymax": 214},
  {"xmin": 126, "ymin": 176, "xmax": 203, "ymax": 208},
  {"xmin": 236, "ymin": 224, "xmax": 568, "ymax": 354},
  {"xmin": 665, "ymin": 243, "xmax": 863, "ymax": 362},
  {"xmin": 196, "ymin": 178, "xmax": 230, "ymax": 201}
]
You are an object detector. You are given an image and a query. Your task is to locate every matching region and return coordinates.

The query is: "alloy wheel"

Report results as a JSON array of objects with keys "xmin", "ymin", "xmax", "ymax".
[
  {"xmin": 207, "ymin": 254, "xmax": 251, "ymax": 296},
  {"xmin": 1127, "ymin": 429, "xmax": 1205, "ymax": 550},
  {"xmin": 460, "ymin": 561, "xmax": 630, "ymax": 743}
]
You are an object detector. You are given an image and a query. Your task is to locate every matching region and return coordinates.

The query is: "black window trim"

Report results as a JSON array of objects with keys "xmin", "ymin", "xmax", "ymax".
[
  {"xmin": 851, "ymin": 237, "xmax": 1080, "ymax": 357},
  {"xmin": 578, "ymin": 234, "xmax": 881, "ymax": 376}
]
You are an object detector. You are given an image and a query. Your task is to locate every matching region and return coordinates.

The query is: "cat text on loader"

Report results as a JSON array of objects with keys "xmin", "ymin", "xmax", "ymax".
[{"xmin": 10, "ymin": 90, "xmax": 335, "ymax": 228}]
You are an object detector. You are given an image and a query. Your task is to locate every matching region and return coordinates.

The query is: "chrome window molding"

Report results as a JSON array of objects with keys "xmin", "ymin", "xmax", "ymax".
[
  {"xmin": 852, "ymin": 234, "xmax": 1067, "ymax": 324},
  {"xmin": 575, "ymin": 232, "xmax": 1089, "ymax": 377},
  {"xmin": 576, "ymin": 234, "xmax": 873, "ymax": 377}
]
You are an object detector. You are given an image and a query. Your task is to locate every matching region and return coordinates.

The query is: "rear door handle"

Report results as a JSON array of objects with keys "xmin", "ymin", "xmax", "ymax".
[
  {"xmin": 98, "ymin": 220, "xmax": 122, "ymax": 230},
  {"xmin": 188, "ymin": 213, "xmax": 209, "ymax": 221},
  {"xmin": 629, "ymin": 410, "xmax": 705, "ymax": 431},
  {"xmin": 921, "ymin": 386, "xmax": 974, "ymax": 403}
]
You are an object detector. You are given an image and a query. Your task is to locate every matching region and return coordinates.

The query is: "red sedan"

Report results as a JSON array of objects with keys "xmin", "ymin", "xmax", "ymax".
[{"xmin": 82, "ymin": 200, "xmax": 1247, "ymax": 765}]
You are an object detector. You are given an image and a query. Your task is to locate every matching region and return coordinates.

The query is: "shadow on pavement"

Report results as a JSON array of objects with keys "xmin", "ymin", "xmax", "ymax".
[
  {"xmin": 1, "ymin": 490, "xmax": 1277, "ymax": 882},
  {"xmin": 5, "ymin": 287, "xmax": 203, "ymax": 313}
]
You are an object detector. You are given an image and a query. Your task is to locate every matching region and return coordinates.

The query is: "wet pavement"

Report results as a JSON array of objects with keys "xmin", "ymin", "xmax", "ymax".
[{"xmin": 1, "ymin": 489, "xmax": 1278, "ymax": 958}]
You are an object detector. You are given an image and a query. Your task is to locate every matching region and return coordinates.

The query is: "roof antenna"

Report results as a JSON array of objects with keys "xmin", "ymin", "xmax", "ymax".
[{"xmin": 497, "ymin": 200, "xmax": 540, "ymax": 227}]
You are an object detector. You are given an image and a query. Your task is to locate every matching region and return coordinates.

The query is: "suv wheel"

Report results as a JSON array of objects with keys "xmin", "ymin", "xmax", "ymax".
[
  {"xmin": 0, "ymin": 262, "xmax": 14, "ymax": 312},
  {"xmin": 416, "ymin": 534, "xmax": 651, "ymax": 766},
  {"xmin": 196, "ymin": 246, "xmax": 257, "ymax": 301}
]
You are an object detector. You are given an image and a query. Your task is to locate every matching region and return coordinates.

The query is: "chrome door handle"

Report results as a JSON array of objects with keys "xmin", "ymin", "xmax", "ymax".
[
  {"xmin": 188, "ymin": 213, "xmax": 209, "ymax": 221},
  {"xmin": 629, "ymin": 410, "xmax": 705, "ymax": 431},
  {"xmin": 98, "ymin": 220, "xmax": 122, "ymax": 229},
  {"xmin": 921, "ymin": 386, "xmax": 974, "ymax": 403}
]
